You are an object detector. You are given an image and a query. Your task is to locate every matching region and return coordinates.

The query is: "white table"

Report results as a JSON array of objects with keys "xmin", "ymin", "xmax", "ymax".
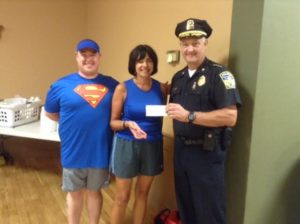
[
  {"xmin": 0, "ymin": 121, "xmax": 60, "ymax": 142},
  {"xmin": 0, "ymin": 121, "xmax": 60, "ymax": 164}
]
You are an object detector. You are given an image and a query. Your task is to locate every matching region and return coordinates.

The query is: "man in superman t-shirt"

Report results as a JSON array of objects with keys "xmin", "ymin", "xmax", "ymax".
[{"xmin": 45, "ymin": 39, "xmax": 118, "ymax": 224}]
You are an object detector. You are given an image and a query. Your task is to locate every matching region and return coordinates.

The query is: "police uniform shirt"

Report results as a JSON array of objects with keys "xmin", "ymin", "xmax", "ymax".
[{"xmin": 169, "ymin": 57, "xmax": 242, "ymax": 139}]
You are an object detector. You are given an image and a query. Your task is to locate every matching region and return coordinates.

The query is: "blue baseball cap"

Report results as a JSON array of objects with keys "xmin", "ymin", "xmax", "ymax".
[{"xmin": 76, "ymin": 39, "xmax": 100, "ymax": 53}]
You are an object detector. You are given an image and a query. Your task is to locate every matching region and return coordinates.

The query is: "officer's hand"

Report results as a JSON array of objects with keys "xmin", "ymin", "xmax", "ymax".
[
  {"xmin": 127, "ymin": 121, "xmax": 147, "ymax": 139},
  {"xmin": 166, "ymin": 103, "xmax": 189, "ymax": 122}
]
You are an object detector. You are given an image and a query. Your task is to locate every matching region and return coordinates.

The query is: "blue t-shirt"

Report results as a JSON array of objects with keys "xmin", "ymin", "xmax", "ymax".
[
  {"xmin": 117, "ymin": 78, "xmax": 164, "ymax": 141},
  {"xmin": 45, "ymin": 73, "xmax": 118, "ymax": 168}
]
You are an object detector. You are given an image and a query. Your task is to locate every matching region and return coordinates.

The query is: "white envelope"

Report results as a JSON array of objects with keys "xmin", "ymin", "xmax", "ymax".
[{"xmin": 146, "ymin": 105, "xmax": 167, "ymax": 117}]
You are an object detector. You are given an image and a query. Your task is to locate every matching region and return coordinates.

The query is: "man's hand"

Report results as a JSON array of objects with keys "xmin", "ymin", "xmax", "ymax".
[{"xmin": 166, "ymin": 103, "xmax": 189, "ymax": 122}]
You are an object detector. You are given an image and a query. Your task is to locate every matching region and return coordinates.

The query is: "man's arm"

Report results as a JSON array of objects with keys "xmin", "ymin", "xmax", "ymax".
[
  {"xmin": 45, "ymin": 112, "xmax": 59, "ymax": 122},
  {"xmin": 166, "ymin": 103, "xmax": 237, "ymax": 127}
]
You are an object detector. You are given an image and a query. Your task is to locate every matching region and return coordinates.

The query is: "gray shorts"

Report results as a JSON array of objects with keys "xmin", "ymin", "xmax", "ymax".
[
  {"xmin": 111, "ymin": 136, "xmax": 163, "ymax": 178},
  {"xmin": 62, "ymin": 168, "xmax": 109, "ymax": 192}
]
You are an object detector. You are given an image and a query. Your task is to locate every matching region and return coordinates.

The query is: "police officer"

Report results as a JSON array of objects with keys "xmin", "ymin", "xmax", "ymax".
[{"xmin": 166, "ymin": 18, "xmax": 242, "ymax": 224}]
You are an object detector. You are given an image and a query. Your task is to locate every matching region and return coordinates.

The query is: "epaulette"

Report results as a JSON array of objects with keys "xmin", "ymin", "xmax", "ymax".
[
  {"xmin": 174, "ymin": 67, "xmax": 187, "ymax": 78},
  {"xmin": 212, "ymin": 63, "xmax": 224, "ymax": 68}
]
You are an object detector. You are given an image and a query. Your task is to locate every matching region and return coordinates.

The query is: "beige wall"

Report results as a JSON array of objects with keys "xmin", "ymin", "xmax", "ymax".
[
  {"xmin": 0, "ymin": 1, "xmax": 232, "ymax": 134},
  {"xmin": 86, "ymin": 0, "xmax": 233, "ymax": 136},
  {"xmin": 0, "ymin": 0, "xmax": 86, "ymax": 100},
  {"xmin": 0, "ymin": 0, "xmax": 233, "ymax": 218},
  {"xmin": 0, "ymin": 0, "xmax": 232, "ymax": 136}
]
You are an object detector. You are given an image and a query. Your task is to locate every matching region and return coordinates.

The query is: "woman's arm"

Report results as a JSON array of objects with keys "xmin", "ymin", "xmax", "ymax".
[
  {"xmin": 110, "ymin": 82, "xmax": 147, "ymax": 139},
  {"xmin": 110, "ymin": 83, "xmax": 127, "ymax": 131}
]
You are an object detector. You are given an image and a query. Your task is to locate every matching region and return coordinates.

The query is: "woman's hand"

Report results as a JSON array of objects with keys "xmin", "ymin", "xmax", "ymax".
[{"xmin": 126, "ymin": 121, "xmax": 147, "ymax": 139}]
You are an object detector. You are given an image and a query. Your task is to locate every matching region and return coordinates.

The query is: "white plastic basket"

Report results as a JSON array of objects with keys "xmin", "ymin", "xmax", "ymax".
[{"xmin": 0, "ymin": 99, "xmax": 40, "ymax": 128}]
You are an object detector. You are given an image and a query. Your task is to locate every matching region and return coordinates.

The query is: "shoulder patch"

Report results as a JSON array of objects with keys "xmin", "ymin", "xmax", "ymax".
[{"xmin": 219, "ymin": 71, "xmax": 236, "ymax": 89}]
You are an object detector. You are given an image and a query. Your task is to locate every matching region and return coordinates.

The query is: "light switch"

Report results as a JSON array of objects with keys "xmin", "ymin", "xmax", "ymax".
[{"xmin": 166, "ymin": 50, "xmax": 180, "ymax": 64}]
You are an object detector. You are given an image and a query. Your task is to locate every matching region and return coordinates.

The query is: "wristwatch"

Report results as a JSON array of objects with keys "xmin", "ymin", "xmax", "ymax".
[{"xmin": 188, "ymin": 111, "xmax": 196, "ymax": 123}]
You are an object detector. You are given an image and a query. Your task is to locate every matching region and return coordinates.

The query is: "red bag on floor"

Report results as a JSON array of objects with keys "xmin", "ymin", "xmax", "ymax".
[{"xmin": 154, "ymin": 208, "xmax": 181, "ymax": 224}]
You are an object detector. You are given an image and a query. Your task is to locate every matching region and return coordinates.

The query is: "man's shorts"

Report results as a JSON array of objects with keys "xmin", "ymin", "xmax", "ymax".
[
  {"xmin": 62, "ymin": 168, "xmax": 109, "ymax": 192},
  {"xmin": 111, "ymin": 136, "xmax": 164, "ymax": 178}
]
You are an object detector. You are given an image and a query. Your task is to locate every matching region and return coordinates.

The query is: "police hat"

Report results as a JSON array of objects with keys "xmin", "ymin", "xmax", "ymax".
[{"xmin": 175, "ymin": 18, "xmax": 212, "ymax": 39}]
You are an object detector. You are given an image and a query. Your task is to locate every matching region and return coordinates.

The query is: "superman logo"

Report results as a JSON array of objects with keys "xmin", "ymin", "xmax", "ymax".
[{"xmin": 74, "ymin": 84, "xmax": 109, "ymax": 108}]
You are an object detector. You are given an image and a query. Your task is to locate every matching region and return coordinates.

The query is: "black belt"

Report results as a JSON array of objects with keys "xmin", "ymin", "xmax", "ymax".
[{"xmin": 178, "ymin": 136, "xmax": 204, "ymax": 145}]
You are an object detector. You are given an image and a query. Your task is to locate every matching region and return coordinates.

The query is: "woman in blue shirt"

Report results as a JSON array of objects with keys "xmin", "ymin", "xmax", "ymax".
[{"xmin": 110, "ymin": 44, "xmax": 168, "ymax": 224}]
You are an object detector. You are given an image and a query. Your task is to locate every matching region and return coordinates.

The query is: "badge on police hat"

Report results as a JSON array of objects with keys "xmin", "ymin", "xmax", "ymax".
[
  {"xmin": 198, "ymin": 76, "xmax": 206, "ymax": 87},
  {"xmin": 186, "ymin": 19, "xmax": 195, "ymax": 31},
  {"xmin": 219, "ymin": 71, "xmax": 236, "ymax": 89}
]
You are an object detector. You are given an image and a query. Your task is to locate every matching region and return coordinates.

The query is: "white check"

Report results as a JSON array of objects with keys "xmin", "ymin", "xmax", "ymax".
[{"xmin": 146, "ymin": 105, "xmax": 167, "ymax": 117}]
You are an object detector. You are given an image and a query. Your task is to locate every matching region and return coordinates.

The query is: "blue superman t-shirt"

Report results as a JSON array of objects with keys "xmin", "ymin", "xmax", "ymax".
[{"xmin": 45, "ymin": 73, "xmax": 118, "ymax": 168}]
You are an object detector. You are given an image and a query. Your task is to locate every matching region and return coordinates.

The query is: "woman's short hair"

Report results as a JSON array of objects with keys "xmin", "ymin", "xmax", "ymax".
[{"xmin": 128, "ymin": 44, "xmax": 158, "ymax": 76}]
